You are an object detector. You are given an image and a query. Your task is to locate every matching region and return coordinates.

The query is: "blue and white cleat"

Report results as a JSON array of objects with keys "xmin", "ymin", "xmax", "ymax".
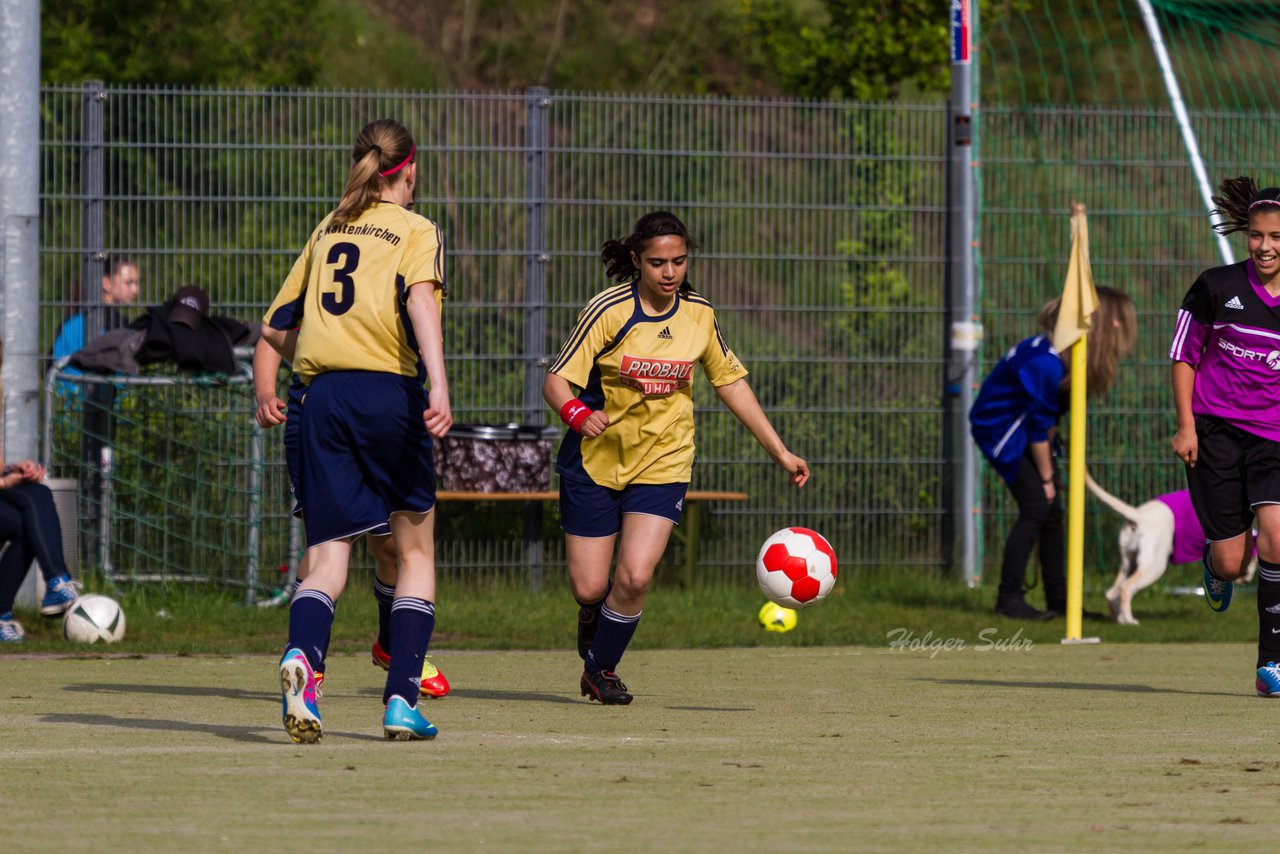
[
  {"xmin": 0, "ymin": 612, "xmax": 25, "ymax": 643},
  {"xmin": 1257, "ymin": 662, "xmax": 1280, "ymax": 698},
  {"xmin": 40, "ymin": 574, "xmax": 81, "ymax": 616},
  {"xmin": 1202, "ymin": 546, "xmax": 1233, "ymax": 613},
  {"xmin": 279, "ymin": 648, "xmax": 322, "ymax": 744},
  {"xmin": 383, "ymin": 695, "xmax": 438, "ymax": 740}
]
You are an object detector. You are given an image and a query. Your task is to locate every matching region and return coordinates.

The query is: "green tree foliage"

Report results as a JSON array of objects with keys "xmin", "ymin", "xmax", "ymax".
[
  {"xmin": 736, "ymin": 0, "xmax": 951, "ymax": 100},
  {"xmin": 42, "ymin": 0, "xmax": 964, "ymax": 99},
  {"xmin": 41, "ymin": 0, "xmax": 427, "ymax": 88}
]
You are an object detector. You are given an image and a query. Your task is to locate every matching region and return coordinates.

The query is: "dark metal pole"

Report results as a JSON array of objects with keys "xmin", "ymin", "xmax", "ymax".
[{"xmin": 523, "ymin": 89, "xmax": 551, "ymax": 590}]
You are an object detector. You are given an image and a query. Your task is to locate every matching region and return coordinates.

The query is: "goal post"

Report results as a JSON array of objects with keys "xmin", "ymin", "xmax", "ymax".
[{"xmin": 42, "ymin": 357, "xmax": 273, "ymax": 605}]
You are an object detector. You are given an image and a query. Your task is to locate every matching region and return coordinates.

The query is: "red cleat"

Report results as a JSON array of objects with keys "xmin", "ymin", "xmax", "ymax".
[{"xmin": 371, "ymin": 639, "xmax": 451, "ymax": 698}]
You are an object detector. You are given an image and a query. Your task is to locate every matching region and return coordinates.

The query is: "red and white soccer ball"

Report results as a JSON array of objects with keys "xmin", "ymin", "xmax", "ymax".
[{"xmin": 756, "ymin": 527, "xmax": 838, "ymax": 609}]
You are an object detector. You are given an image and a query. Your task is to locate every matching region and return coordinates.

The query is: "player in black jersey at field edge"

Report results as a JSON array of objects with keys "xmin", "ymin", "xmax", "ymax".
[{"xmin": 1170, "ymin": 176, "xmax": 1280, "ymax": 697}]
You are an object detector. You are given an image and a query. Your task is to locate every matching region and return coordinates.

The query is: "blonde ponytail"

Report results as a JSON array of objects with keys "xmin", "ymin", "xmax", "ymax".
[{"xmin": 330, "ymin": 119, "xmax": 416, "ymax": 227}]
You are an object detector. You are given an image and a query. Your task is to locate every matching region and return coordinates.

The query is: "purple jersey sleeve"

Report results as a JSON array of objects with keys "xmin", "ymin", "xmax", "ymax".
[{"xmin": 1169, "ymin": 273, "xmax": 1211, "ymax": 366}]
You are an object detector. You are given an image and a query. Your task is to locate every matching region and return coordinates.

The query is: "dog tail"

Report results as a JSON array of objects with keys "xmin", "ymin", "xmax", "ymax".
[{"xmin": 1084, "ymin": 470, "xmax": 1144, "ymax": 524}]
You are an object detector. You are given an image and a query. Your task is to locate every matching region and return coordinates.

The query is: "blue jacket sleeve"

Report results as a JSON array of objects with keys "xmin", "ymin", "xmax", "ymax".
[
  {"xmin": 52, "ymin": 315, "xmax": 86, "ymax": 360},
  {"xmin": 1016, "ymin": 355, "xmax": 1063, "ymax": 442}
]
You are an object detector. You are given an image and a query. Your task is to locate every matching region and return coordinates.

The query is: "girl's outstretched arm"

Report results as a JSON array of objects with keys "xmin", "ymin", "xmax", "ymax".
[{"xmin": 714, "ymin": 378, "xmax": 809, "ymax": 487}]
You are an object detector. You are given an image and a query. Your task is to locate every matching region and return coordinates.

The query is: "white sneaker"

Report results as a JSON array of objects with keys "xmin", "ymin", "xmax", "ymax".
[
  {"xmin": 279, "ymin": 648, "xmax": 322, "ymax": 744},
  {"xmin": 0, "ymin": 614, "xmax": 26, "ymax": 643}
]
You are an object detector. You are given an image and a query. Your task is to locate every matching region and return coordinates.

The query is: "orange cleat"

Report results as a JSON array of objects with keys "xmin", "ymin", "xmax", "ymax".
[{"xmin": 371, "ymin": 639, "xmax": 451, "ymax": 698}]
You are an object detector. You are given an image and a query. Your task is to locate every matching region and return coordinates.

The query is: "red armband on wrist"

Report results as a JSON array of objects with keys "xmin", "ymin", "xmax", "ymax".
[{"xmin": 559, "ymin": 398, "xmax": 592, "ymax": 434}]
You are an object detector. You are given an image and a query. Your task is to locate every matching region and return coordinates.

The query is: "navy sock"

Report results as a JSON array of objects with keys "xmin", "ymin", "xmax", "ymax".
[
  {"xmin": 287, "ymin": 589, "xmax": 335, "ymax": 674},
  {"xmin": 285, "ymin": 581, "xmax": 327, "ymax": 676},
  {"xmin": 383, "ymin": 597, "xmax": 435, "ymax": 704},
  {"xmin": 1257, "ymin": 559, "xmax": 1280, "ymax": 669},
  {"xmin": 373, "ymin": 577, "xmax": 395, "ymax": 652},
  {"xmin": 585, "ymin": 604, "xmax": 641, "ymax": 673},
  {"xmin": 576, "ymin": 580, "xmax": 612, "ymax": 645}
]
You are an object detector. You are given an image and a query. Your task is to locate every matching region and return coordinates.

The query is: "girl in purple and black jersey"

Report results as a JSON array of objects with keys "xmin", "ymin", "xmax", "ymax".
[{"xmin": 1171, "ymin": 176, "xmax": 1280, "ymax": 697}]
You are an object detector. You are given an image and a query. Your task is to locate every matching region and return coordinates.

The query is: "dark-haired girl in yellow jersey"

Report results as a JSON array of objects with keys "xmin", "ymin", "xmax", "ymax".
[
  {"xmin": 545, "ymin": 211, "xmax": 809, "ymax": 705},
  {"xmin": 262, "ymin": 118, "xmax": 451, "ymax": 742}
]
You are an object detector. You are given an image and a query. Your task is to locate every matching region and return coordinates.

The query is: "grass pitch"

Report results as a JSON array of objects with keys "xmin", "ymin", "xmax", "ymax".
[{"xmin": 2, "ymin": 643, "xmax": 1276, "ymax": 852}]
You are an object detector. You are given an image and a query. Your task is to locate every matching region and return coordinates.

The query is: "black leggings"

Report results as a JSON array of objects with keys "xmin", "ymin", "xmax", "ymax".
[
  {"xmin": 998, "ymin": 452, "xmax": 1065, "ymax": 609},
  {"xmin": 0, "ymin": 483, "xmax": 70, "ymax": 614}
]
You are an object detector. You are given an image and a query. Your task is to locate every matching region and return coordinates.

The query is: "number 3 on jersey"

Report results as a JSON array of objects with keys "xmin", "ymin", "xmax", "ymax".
[{"xmin": 322, "ymin": 242, "xmax": 360, "ymax": 315}]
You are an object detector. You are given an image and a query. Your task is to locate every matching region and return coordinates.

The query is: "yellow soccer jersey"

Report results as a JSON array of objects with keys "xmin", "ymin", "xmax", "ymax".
[
  {"xmin": 549, "ymin": 283, "xmax": 748, "ymax": 489},
  {"xmin": 264, "ymin": 201, "xmax": 446, "ymax": 382}
]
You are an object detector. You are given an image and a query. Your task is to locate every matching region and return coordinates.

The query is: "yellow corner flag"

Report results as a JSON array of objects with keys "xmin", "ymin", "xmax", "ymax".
[
  {"xmin": 1053, "ymin": 203, "xmax": 1099, "ymax": 353},
  {"xmin": 1059, "ymin": 203, "xmax": 1099, "ymax": 644}
]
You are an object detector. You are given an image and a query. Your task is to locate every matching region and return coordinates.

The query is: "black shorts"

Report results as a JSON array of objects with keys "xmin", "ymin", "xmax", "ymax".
[{"xmin": 1187, "ymin": 415, "xmax": 1280, "ymax": 541}]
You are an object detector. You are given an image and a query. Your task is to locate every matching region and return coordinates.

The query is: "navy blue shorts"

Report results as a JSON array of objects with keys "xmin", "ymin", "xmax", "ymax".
[
  {"xmin": 285, "ymin": 375, "xmax": 391, "ymax": 537},
  {"xmin": 299, "ymin": 371, "xmax": 437, "ymax": 546},
  {"xmin": 558, "ymin": 474, "xmax": 687, "ymax": 537}
]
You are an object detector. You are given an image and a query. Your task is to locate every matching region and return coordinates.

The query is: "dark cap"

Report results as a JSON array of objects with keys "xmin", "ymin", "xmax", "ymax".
[{"xmin": 170, "ymin": 285, "xmax": 210, "ymax": 329}]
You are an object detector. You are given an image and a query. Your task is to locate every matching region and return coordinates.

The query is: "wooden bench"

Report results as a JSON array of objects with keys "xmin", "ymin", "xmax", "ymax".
[{"xmin": 436, "ymin": 489, "xmax": 748, "ymax": 586}]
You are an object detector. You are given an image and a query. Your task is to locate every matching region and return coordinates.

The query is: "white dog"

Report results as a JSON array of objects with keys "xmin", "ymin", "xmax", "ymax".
[{"xmin": 1084, "ymin": 473, "xmax": 1255, "ymax": 625}]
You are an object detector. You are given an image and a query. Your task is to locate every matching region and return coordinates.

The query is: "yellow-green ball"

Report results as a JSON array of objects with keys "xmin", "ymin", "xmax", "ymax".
[{"xmin": 758, "ymin": 601, "xmax": 798, "ymax": 633}]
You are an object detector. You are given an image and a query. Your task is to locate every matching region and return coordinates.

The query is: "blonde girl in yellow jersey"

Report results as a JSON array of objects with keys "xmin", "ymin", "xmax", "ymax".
[
  {"xmin": 262, "ymin": 118, "xmax": 451, "ymax": 742},
  {"xmin": 544, "ymin": 211, "xmax": 809, "ymax": 704}
]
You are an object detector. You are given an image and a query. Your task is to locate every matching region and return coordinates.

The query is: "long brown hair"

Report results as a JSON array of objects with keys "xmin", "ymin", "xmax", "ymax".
[
  {"xmin": 330, "ymin": 119, "xmax": 416, "ymax": 227},
  {"xmin": 1037, "ymin": 286, "xmax": 1137, "ymax": 395}
]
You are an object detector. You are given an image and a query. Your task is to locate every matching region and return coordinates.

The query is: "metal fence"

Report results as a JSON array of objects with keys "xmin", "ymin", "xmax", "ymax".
[
  {"xmin": 38, "ymin": 85, "xmax": 951, "ymax": 591},
  {"xmin": 49, "ymin": 87, "xmax": 1258, "ymax": 592}
]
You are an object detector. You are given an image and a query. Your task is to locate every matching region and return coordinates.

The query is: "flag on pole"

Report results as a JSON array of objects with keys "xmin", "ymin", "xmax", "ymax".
[
  {"xmin": 1060, "ymin": 203, "xmax": 1099, "ymax": 644},
  {"xmin": 1053, "ymin": 203, "xmax": 1099, "ymax": 353}
]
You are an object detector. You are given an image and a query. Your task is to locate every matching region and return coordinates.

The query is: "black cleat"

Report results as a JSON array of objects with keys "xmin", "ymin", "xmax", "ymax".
[
  {"xmin": 580, "ymin": 669, "xmax": 633, "ymax": 705},
  {"xmin": 994, "ymin": 598, "xmax": 1053, "ymax": 621}
]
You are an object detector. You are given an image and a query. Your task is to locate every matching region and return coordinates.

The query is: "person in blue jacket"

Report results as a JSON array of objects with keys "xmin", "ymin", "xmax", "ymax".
[
  {"xmin": 970, "ymin": 287, "xmax": 1135, "ymax": 620},
  {"xmin": 50, "ymin": 255, "xmax": 140, "ymax": 563},
  {"xmin": 52, "ymin": 254, "xmax": 140, "ymax": 366}
]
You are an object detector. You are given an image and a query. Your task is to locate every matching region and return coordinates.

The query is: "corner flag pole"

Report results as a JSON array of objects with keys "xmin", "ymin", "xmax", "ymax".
[
  {"xmin": 1065, "ymin": 319, "xmax": 1089, "ymax": 641},
  {"xmin": 1053, "ymin": 203, "xmax": 1100, "ymax": 644}
]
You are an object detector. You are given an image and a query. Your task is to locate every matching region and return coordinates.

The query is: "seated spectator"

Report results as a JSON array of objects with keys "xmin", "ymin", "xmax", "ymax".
[{"xmin": 0, "ymin": 459, "xmax": 79, "ymax": 643}]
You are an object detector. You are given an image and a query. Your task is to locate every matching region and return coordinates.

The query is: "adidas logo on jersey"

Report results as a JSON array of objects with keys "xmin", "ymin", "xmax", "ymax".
[
  {"xmin": 1225, "ymin": 295, "xmax": 1244, "ymax": 309},
  {"xmin": 657, "ymin": 326, "xmax": 673, "ymax": 340}
]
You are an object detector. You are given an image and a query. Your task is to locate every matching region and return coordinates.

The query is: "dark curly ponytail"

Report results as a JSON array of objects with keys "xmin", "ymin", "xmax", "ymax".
[
  {"xmin": 1212, "ymin": 176, "xmax": 1280, "ymax": 235},
  {"xmin": 600, "ymin": 211, "xmax": 698, "ymax": 286}
]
